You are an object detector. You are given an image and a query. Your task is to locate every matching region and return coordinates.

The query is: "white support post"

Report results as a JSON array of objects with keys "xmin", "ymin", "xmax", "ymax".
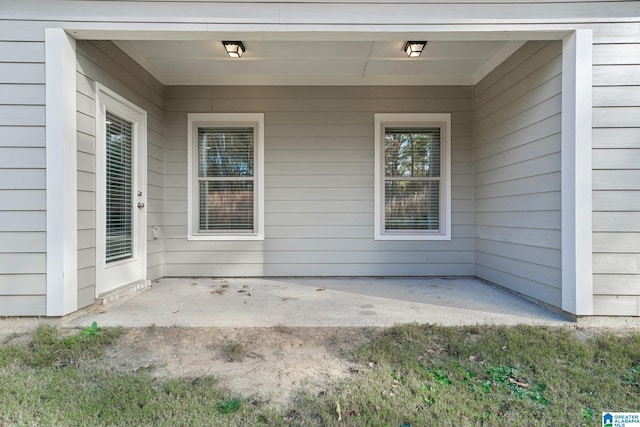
[
  {"xmin": 45, "ymin": 28, "xmax": 78, "ymax": 316},
  {"xmin": 561, "ymin": 29, "xmax": 593, "ymax": 315}
]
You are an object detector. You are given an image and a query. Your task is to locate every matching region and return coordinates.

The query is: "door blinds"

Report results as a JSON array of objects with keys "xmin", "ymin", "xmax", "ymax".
[{"xmin": 105, "ymin": 110, "xmax": 134, "ymax": 262}]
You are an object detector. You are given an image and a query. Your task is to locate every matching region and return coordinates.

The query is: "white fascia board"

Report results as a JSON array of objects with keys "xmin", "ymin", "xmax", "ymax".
[
  {"xmin": 561, "ymin": 29, "xmax": 593, "ymax": 316},
  {"xmin": 45, "ymin": 28, "xmax": 78, "ymax": 316},
  {"xmin": 70, "ymin": 27, "xmax": 572, "ymax": 42}
]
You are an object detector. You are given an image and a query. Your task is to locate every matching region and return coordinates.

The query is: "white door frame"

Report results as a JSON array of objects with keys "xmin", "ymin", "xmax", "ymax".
[{"xmin": 95, "ymin": 83, "xmax": 147, "ymax": 296}]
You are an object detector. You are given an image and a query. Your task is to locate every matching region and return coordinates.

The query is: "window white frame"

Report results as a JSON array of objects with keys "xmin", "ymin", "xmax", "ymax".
[
  {"xmin": 187, "ymin": 113, "xmax": 264, "ymax": 240},
  {"xmin": 374, "ymin": 113, "xmax": 451, "ymax": 241}
]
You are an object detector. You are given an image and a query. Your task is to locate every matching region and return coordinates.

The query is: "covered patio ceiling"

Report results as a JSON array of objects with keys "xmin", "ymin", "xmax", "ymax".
[{"xmin": 114, "ymin": 38, "xmax": 527, "ymax": 86}]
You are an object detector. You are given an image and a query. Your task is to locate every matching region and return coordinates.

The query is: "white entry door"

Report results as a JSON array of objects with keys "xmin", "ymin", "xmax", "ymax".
[{"xmin": 95, "ymin": 85, "xmax": 147, "ymax": 295}]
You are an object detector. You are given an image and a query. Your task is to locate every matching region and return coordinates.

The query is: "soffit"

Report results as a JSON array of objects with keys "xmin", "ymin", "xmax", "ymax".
[{"xmin": 114, "ymin": 39, "xmax": 525, "ymax": 86}]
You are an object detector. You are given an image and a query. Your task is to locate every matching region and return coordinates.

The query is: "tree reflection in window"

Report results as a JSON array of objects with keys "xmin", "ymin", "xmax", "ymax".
[
  {"xmin": 197, "ymin": 127, "xmax": 255, "ymax": 232},
  {"xmin": 384, "ymin": 127, "xmax": 441, "ymax": 231}
]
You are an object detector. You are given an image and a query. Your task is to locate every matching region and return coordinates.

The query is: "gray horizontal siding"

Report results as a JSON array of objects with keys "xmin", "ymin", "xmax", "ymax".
[
  {"xmin": 0, "ymin": 35, "xmax": 46, "ymax": 315},
  {"xmin": 75, "ymin": 40, "xmax": 165, "ymax": 308},
  {"xmin": 164, "ymin": 263, "xmax": 475, "ymax": 277},
  {"xmin": 592, "ymin": 25, "xmax": 640, "ymax": 315},
  {"xmin": 0, "ymin": 296, "xmax": 46, "ymax": 316},
  {"xmin": 164, "ymin": 85, "xmax": 474, "ymax": 277},
  {"xmin": 5, "ymin": 1, "xmax": 639, "ymax": 25},
  {"xmin": 473, "ymin": 41, "xmax": 563, "ymax": 307}
]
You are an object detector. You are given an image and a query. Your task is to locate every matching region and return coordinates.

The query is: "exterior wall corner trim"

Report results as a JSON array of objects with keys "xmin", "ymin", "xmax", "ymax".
[
  {"xmin": 45, "ymin": 28, "xmax": 78, "ymax": 316},
  {"xmin": 561, "ymin": 29, "xmax": 593, "ymax": 315}
]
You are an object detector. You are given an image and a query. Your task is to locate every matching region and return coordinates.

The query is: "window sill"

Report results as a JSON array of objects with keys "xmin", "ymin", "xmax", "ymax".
[
  {"xmin": 188, "ymin": 233, "xmax": 265, "ymax": 241},
  {"xmin": 374, "ymin": 233, "xmax": 451, "ymax": 241}
]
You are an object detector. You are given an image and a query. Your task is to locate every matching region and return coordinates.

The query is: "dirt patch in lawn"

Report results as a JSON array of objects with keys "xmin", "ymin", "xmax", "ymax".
[{"xmin": 104, "ymin": 326, "xmax": 375, "ymax": 407}]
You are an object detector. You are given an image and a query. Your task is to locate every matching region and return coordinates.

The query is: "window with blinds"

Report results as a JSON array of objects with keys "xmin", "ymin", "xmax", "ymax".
[
  {"xmin": 374, "ymin": 113, "xmax": 451, "ymax": 240},
  {"xmin": 384, "ymin": 127, "xmax": 441, "ymax": 231},
  {"xmin": 196, "ymin": 126, "xmax": 256, "ymax": 233},
  {"xmin": 105, "ymin": 111, "xmax": 134, "ymax": 262}
]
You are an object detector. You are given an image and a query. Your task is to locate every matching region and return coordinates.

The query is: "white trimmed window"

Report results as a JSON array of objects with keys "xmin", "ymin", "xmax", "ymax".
[
  {"xmin": 187, "ymin": 113, "xmax": 264, "ymax": 240},
  {"xmin": 374, "ymin": 113, "xmax": 451, "ymax": 240}
]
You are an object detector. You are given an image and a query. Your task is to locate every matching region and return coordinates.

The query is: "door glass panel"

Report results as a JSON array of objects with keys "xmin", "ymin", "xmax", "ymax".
[{"xmin": 105, "ymin": 111, "xmax": 133, "ymax": 263}]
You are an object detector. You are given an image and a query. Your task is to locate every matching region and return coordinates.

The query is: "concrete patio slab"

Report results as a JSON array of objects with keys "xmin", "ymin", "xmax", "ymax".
[{"xmin": 64, "ymin": 277, "xmax": 570, "ymax": 328}]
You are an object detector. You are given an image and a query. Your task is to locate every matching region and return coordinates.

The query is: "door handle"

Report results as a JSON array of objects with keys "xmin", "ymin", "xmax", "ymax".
[{"xmin": 137, "ymin": 202, "xmax": 145, "ymax": 209}]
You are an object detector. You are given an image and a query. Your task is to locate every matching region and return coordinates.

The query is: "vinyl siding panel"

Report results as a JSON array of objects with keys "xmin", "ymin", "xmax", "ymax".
[
  {"xmin": 591, "ymin": 24, "xmax": 640, "ymax": 45},
  {"xmin": 165, "ymin": 85, "xmax": 473, "ymax": 277},
  {"xmin": 163, "ymin": 237, "xmax": 474, "ymax": 253},
  {"xmin": 0, "ymin": 127, "xmax": 45, "ymax": 148},
  {"xmin": 0, "ymin": 190, "xmax": 45, "ymax": 211},
  {"xmin": 593, "ymin": 295, "xmax": 638, "ymax": 316},
  {"xmin": 473, "ymin": 41, "xmax": 562, "ymax": 307},
  {"xmin": 0, "ymin": 63, "xmax": 44, "ymax": 84},
  {"xmin": 591, "ymin": 26, "xmax": 640, "ymax": 314},
  {"xmin": 594, "ymin": 275, "xmax": 640, "ymax": 296},
  {"xmin": 0, "ymin": 212, "xmax": 45, "ymax": 232},
  {"xmin": 0, "ymin": 33, "xmax": 47, "ymax": 315},
  {"xmin": 0, "ymin": 84, "xmax": 45, "ymax": 105},
  {"xmin": 0, "ymin": 253, "xmax": 46, "ymax": 274},
  {"xmin": 593, "ymin": 128, "xmax": 640, "ymax": 149},
  {"xmin": 0, "ymin": 169, "xmax": 45, "ymax": 189},
  {"xmin": 593, "ymin": 212, "xmax": 640, "ymax": 232},
  {"xmin": 75, "ymin": 40, "xmax": 165, "ymax": 307},
  {"xmin": 0, "ymin": 274, "xmax": 46, "ymax": 295},
  {"xmin": 0, "ymin": 232, "xmax": 46, "ymax": 253},
  {"xmin": 164, "ymin": 263, "xmax": 475, "ymax": 277},
  {"xmin": 0, "ymin": 296, "xmax": 46, "ymax": 316}
]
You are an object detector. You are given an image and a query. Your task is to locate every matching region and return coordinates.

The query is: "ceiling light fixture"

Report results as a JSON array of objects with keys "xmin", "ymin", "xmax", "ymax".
[
  {"xmin": 222, "ymin": 41, "xmax": 245, "ymax": 58},
  {"xmin": 403, "ymin": 41, "xmax": 426, "ymax": 58}
]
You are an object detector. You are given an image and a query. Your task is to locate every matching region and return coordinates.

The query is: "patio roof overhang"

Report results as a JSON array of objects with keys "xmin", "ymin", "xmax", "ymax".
[
  {"xmin": 67, "ymin": 28, "xmax": 575, "ymax": 86},
  {"xmin": 44, "ymin": 20, "xmax": 592, "ymax": 316}
]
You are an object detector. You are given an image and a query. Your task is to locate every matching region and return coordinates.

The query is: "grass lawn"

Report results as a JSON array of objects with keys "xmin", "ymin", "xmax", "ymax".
[{"xmin": 1, "ymin": 323, "xmax": 639, "ymax": 426}]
